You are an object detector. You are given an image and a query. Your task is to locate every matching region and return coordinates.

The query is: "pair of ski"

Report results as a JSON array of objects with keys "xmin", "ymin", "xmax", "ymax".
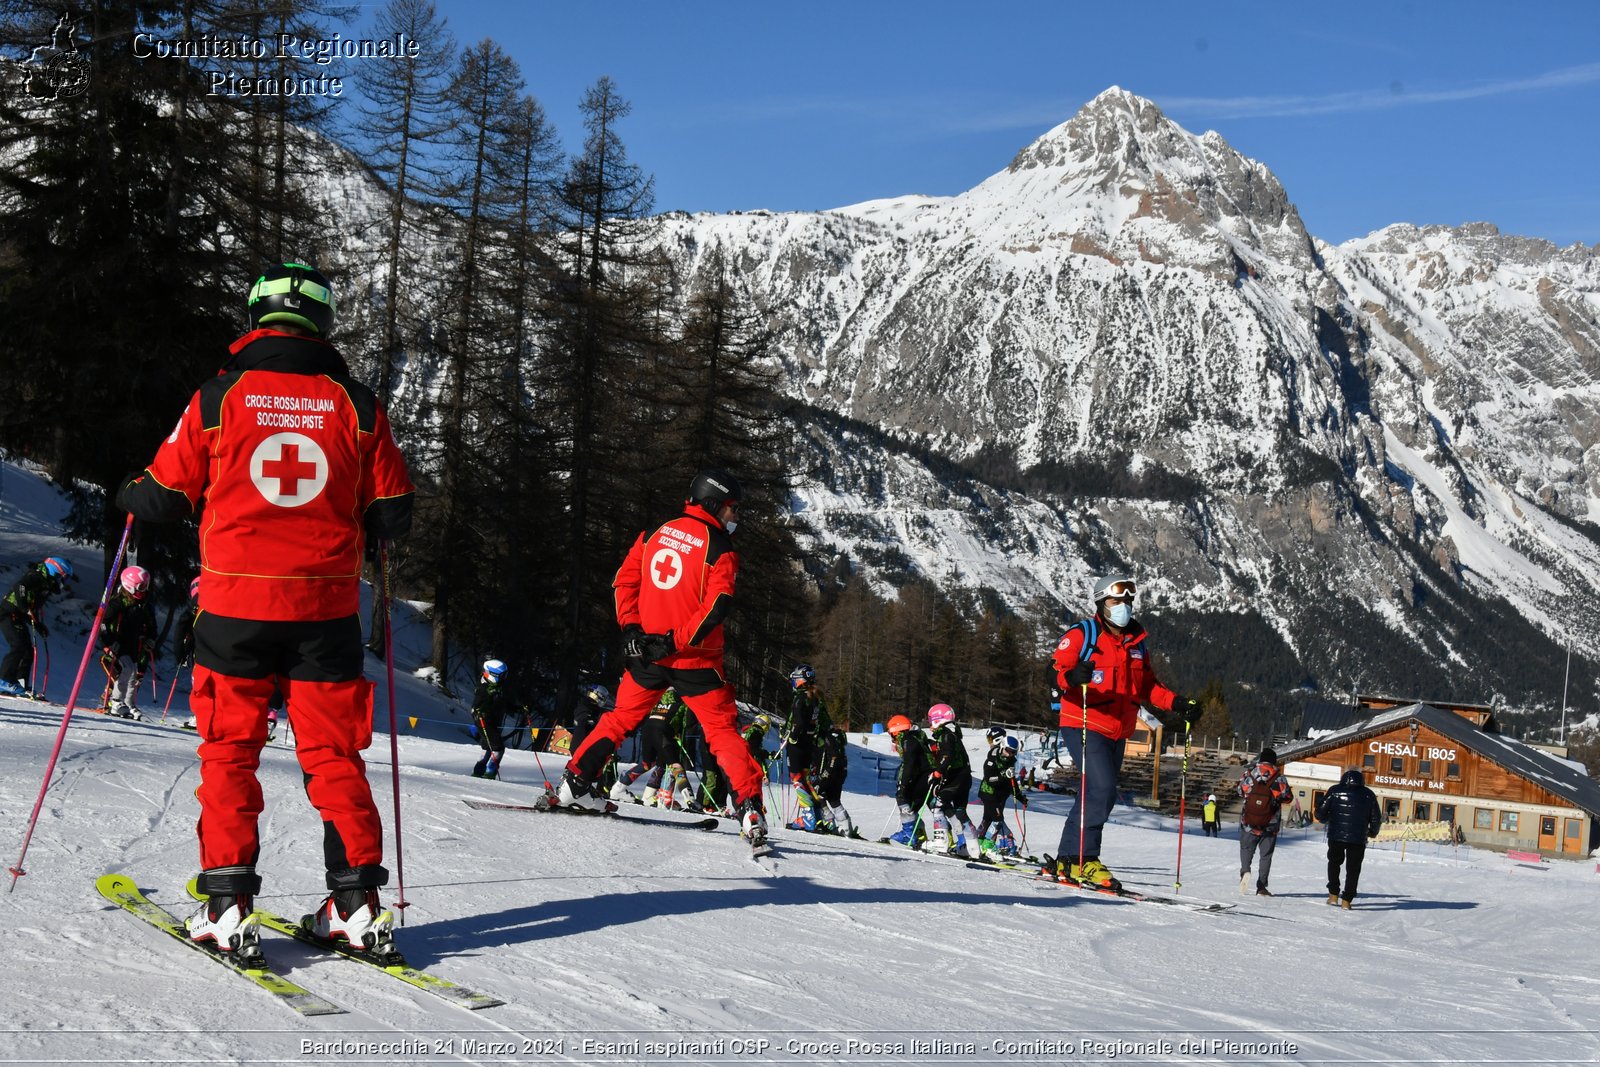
[
  {"xmin": 467, "ymin": 794, "xmax": 776, "ymax": 858},
  {"xmin": 95, "ymin": 874, "xmax": 503, "ymax": 1016},
  {"xmin": 1002, "ymin": 855, "xmax": 1235, "ymax": 912}
]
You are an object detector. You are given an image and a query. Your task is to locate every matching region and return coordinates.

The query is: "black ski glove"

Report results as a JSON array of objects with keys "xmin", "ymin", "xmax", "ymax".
[
  {"xmin": 621, "ymin": 623, "xmax": 649, "ymax": 660},
  {"xmin": 1169, "ymin": 697, "xmax": 1201, "ymax": 729},
  {"xmin": 1064, "ymin": 659, "xmax": 1094, "ymax": 687}
]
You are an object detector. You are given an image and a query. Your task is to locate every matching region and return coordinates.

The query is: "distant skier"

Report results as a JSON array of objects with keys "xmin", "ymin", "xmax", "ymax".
[
  {"xmin": 118, "ymin": 262, "xmax": 414, "ymax": 964},
  {"xmin": 98, "ymin": 566, "xmax": 156, "ymax": 719},
  {"xmin": 0, "ymin": 556, "xmax": 73, "ymax": 697},
  {"xmin": 1237, "ymin": 747, "xmax": 1294, "ymax": 897},
  {"xmin": 887, "ymin": 714, "xmax": 934, "ymax": 847},
  {"xmin": 556, "ymin": 470, "xmax": 771, "ymax": 852},
  {"xmin": 1202, "ymin": 793, "xmax": 1221, "ymax": 837},
  {"xmin": 782, "ymin": 663, "xmax": 831, "ymax": 830},
  {"xmin": 975, "ymin": 729, "xmax": 1028, "ymax": 860},
  {"xmin": 813, "ymin": 725, "xmax": 855, "ymax": 837},
  {"xmin": 925, "ymin": 703, "xmax": 979, "ymax": 857},
  {"xmin": 470, "ymin": 659, "xmax": 513, "ymax": 779},
  {"xmin": 173, "ymin": 575, "xmax": 201, "ymax": 669}
]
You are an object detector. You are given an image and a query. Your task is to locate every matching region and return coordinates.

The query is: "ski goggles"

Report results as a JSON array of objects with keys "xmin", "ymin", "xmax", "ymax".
[{"xmin": 1100, "ymin": 580, "xmax": 1137, "ymax": 600}]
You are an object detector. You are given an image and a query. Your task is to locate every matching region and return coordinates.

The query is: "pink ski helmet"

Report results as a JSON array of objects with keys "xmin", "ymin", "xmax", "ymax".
[
  {"xmin": 120, "ymin": 566, "xmax": 150, "ymax": 600},
  {"xmin": 928, "ymin": 703, "xmax": 956, "ymax": 728},
  {"xmin": 189, "ymin": 575, "xmax": 201, "ymax": 598}
]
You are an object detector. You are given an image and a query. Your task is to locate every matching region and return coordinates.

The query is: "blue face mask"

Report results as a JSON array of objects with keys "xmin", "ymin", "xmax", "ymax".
[{"xmin": 1105, "ymin": 601, "xmax": 1132, "ymax": 628}]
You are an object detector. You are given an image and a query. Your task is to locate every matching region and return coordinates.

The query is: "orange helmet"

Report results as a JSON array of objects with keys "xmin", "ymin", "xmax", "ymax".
[{"xmin": 886, "ymin": 714, "xmax": 914, "ymax": 735}]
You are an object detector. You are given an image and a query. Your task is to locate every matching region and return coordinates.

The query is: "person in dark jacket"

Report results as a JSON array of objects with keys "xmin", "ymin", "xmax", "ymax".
[
  {"xmin": 783, "ymin": 663, "xmax": 831, "ymax": 830},
  {"xmin": 98, "ymin": 566, "xmax": 157, "ymax": 718},
  {"xmin": 926, "ymin": 703, "xmax": 979, "ymax": 857},
  {"xmin": 975, "ymin": 730, "xmax": 1028, "ymax": 859},
  {"xmin": 887, "ymin": 714, "xmax": 933, "ymax": 846},
  {"xmin": 813, "ymin": 726, "xmax": 855, "ymax": 837},
  {"xmin": 0, "ymin": 557, "xmax": 73, "ymax": 696},
  {"xmin": 1315, "ymin": 768, "xmax": 1383, "ymax": 909},
  {"xmin": 470, "ymin": 659, "xmax": 514, "ymax": 779}
]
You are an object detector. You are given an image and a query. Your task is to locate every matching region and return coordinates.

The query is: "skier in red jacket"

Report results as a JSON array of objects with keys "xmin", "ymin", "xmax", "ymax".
[
  {"xmin": 118, "ymin": 263, "xmax": 414, "ymax": 965},
  {"xmin": 557, "ymin": 469, "xmax": 771, "ymax": 852},
  {"xmin": 1049, "ymin": 573, "xmax": 1200, "ymax": 890}
]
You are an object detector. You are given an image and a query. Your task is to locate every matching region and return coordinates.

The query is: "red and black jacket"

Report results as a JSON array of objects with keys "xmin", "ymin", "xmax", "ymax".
[
  {"xmin": 118, "ymin": 330, "xmax": 414, "ymax": 623},
  {"xmin": 613, "ymin": 503, "xmax": 737, "ymax": 670}
]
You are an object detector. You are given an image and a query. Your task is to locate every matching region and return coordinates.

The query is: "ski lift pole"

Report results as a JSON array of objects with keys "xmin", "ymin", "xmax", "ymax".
[
  {"xmin": 378, "ymin": 542, "xmax": 408, "ymax": 919},
  {"xmin": 9, "ymin": 514, "xmax": 134, "ymax": 891},
  {"xmin": 1175, "ymin": 718, "xmax": 1191, "ymax": 893}
]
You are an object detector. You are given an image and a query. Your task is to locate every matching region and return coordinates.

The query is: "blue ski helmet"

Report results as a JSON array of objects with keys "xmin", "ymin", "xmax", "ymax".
[
  {"xmin": 42, "ymin": 557, "xmax": 73, "ymax": 581},
  {"xmin": 482, "ymin": 659, "xmax": 507, "ymax": 683}
]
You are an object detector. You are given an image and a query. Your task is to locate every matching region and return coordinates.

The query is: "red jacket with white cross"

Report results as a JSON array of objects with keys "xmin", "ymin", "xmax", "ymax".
[
  {"xmin": 613, "ymin": 503, "xmax": 738, "ymax": 670},
  {"xmin": 118, "ymin": 330, "xmax": 413, "ymax": 622}
]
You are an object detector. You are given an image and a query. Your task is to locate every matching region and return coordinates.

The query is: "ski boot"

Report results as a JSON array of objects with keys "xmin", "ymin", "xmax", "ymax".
[
  {"xmin": 736, "ymin": 795, "xmax": 770, "ymax": 852},
  {"xmin": 0, "ymin": 679, "xmax": 22, "ymax": 697},
  {"xmin": 304, "ymin": 888, "xmax": 401, "ymax": 963},
  {"xmin": 608, "ymin": 779, "xmax": 633, "ymax": 804},
  {"xmin": 108, "ymin": 703, "xmax": 142, "ymax": 721},
  {"xmin": 556, "ymin": 769, "xmax": 611, "ymax": 812},
  {"xmin": 186, "ymin": 894, "xmax": 265, "ymax": 967},
  {"xmin": 1073, "ymin": 858, "xmax": 1120, "ymax": 890}
]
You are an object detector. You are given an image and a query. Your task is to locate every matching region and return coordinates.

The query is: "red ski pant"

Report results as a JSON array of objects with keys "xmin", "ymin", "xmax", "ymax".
[
  {"xmin": 192, "ymin": 666, "xmax": 381, "ymax": 876},
  {"xmin": 572, "ymin": 664, "xmax": 764, "ymax": 803}
]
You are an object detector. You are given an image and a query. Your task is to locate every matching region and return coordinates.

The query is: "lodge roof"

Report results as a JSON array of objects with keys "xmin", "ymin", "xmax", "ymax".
[{"xmin": 1279, "ymin": 702, "xmax": 1600, "ymax": 820}]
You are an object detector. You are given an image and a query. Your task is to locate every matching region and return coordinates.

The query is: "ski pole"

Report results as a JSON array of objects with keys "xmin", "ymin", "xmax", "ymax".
[
  {"xmin": 28, "ymin": 626, "xmax": 38, "ymax": 695},
  {"xmin": 40, "ymin": 634, "xmax": 49, "ymax": 698},
  {"xmin": 1078, "ymin": 685, "xmax": 1089, "ymax": 871},
  {"xmin": 9, "ymin": 514, "xmax": 134, "ymax": 891},
  {"xmin": 378, "ymin": 543, "xmax": 408, "ymax": 919},
  {"xmin": 158, "ymin": 668, "xmax": 182, "ymax": 723}
]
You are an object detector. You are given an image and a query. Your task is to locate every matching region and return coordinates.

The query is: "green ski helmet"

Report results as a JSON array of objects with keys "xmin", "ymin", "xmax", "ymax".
[{"xmin": 248, "ymin": 262, "xmax": 336, "ymax": 336}]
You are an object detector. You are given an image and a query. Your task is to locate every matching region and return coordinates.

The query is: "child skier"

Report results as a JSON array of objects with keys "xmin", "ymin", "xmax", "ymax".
[
  {"xmin": 887, "ymin": 714, "xmax": 933, "ymax": 846},
  {"xmin": 0, "ymin": 556, "xmax": 73, "ymax": 697},
  {"xmin": 471, "ymin": 659, "xmax": 513, "ymax": 779},
  {"xmin": 98, "ymin": 566, "xmax": 156, "ymax": 719},
  {"xmin": 783, "ymin": 663, "xmax": 832, "ymax": 830},
  {"xmin": 813, "ymin": 725, "xmax": 855, "ymax": 837},
  {"xmin": 925, "ymin": 703, "xmax": 980, "ymax": 857},
  {"xmin": 975, "ymin": 729, "xmax": 1028, "ymax": 860}
]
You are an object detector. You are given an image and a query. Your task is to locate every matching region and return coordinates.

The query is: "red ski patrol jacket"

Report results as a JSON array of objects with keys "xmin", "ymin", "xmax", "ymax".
[
  {"xmin": 1052, "ymin": 617, "xmax": 1178, "ymax": 741},
  {"xmin": 119, "ymin": 329, "xmax": 414, "ymax": 622},
  {"xmin": 614, "ymin": 503, "xmax": 738, "ymax": 670}
]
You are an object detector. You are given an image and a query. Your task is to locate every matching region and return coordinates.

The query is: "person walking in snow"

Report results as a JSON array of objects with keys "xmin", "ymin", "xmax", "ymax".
[
  {"xmin": 1202, "ymin": 793, "xmax": 1221, "ymax": 837},
  {"xmin": 0, "ymin": 556, "xmax": 73, "ymax": 697},
  {"xmin": 471, "ymin": 659, "xmax": 514, "ymax": 779},
  {"xmin": 557, "ymin": 470, "xmax": 771, "ymax": 851},
  {"xmin": 925, "ymin": 703, "xmax": 980, "ymax": 857},
  {"xmin": 118, "ymin": 262, "xmax": 414, "ymax": 965},
  {"xmin": 887, "ymin": 714, "xmax": 934, "ymax": 846},
  {"xmin": 1236, "ymin": 747, "xmax": 1295, "ymax": 896},
  {"xmin": 1049, "ymin": 572, "xmax": 1201, "ymax": 890},
  {"xmin": 97, "ymin": 566, "xmax": 157, "ymax": 719},
  {"xmin": 1315, "ymin": 768, "xmax": 1382, "ymax": 909},
  {"xmin": 975, "ymin": 729, "xmax": 1028, "ymax": 859}
]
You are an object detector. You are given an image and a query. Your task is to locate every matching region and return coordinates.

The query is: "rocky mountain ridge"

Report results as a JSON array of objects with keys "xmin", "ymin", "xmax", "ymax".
[{"xmin": 648, "ymin": 87, "xmax": 1600, "ymax": 721}]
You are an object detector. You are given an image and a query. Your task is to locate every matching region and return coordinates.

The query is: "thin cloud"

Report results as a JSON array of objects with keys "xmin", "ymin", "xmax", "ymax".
[{"xmin": 1160, "ymin": 63, "xmax": 1600, "ymax": 120}]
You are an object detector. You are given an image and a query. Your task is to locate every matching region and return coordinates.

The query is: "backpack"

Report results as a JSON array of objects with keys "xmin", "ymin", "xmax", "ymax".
[{"xmin": 1240, "ymin": 772, "xmax": 1279, "ymax": 829}]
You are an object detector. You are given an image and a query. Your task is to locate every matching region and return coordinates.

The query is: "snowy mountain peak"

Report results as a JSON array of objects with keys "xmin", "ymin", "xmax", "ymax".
[{"xmin": 959, "ymin": 87, "xmax": 1314, "ymax": 272}]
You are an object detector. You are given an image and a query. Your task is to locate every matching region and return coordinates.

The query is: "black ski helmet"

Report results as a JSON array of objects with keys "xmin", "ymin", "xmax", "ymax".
[
  {"xmin": 248, "ymin": 262, "xmax": 336, "ymax": 336},
  {"xmin": 687, "ymin": 469, "xmax": 742, "ymax": 512}
]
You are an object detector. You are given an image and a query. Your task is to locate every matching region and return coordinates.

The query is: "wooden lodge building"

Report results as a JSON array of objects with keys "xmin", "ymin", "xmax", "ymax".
[{"xmin": 1278, "ymin": 697, "xmax": 1600, "ymax": 858}]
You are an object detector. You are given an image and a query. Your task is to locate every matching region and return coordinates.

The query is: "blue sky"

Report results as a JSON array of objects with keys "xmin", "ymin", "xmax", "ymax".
[{"xmin": 377, "ymin": 1, "xmax": 1598, "ymax": 246}]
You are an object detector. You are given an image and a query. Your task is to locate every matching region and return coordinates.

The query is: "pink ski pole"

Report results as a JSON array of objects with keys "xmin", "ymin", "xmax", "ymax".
[
  {"xmin": 9, "ymin": 515, "xmax": 135, "ymax": 891},
  {"xmin": 379, "ymin": 543, "xmax": 408, "ymax": 919},
  {"xmin": 159, "ymin": 671, "xmax": 181, "ymax": 723}
]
